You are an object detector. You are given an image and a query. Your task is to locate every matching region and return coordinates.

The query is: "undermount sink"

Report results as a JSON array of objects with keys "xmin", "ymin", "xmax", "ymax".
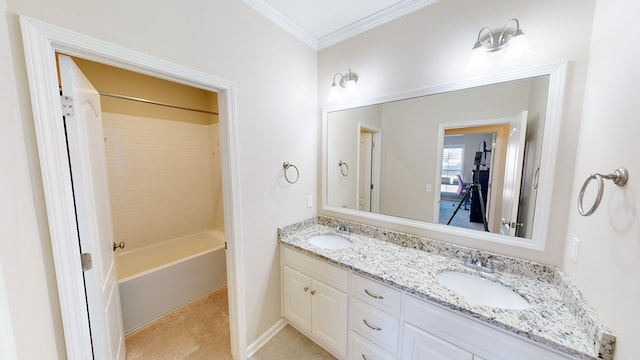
[
  {"xmin": 436, "ymin": 271, "xmax": 529, "ymax": 310},
  {"xmin": 307, "ymin": 234, "xmax": 352, "ymax": 250}
]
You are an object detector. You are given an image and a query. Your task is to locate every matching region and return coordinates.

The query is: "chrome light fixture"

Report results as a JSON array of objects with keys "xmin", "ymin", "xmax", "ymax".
[
  {"xmin": 329, "ymin": 69, "xmax": 358, "ymax": 101},
  {"xmin": 465, "ymin": 18, "xmax": 533, "ymax": 72}
]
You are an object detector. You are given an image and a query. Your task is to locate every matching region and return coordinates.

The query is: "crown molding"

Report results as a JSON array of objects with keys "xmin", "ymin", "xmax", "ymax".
[
  {"xmin": 243, "ymin": 0, "xmax": 438, "ymax": 51},
  {"xmin": 242, "ymin": 0, "xmax": 319, "ymax": 50},
  {"xmin": 318, "ymin": 0, "xmax": 438, "ymax": 49}
]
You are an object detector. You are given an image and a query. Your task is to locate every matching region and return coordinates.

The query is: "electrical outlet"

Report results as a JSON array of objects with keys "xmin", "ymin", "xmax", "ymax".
[
  {"xmin": 306, "ymin": 195, "xmax": 313, "ymax": 208},
  {"xmin": 425, "ymin": 184, "xmax": 432, "ymax": 192},
  {"xmin": 571, "ymin": 237, "xmax": 581, "ymax": 263}
]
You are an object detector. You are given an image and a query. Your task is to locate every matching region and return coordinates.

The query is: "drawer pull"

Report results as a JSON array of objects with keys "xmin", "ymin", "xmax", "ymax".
[
  {"xmin": 363, "ymin": 319, "xmax": 382, "ymax": 331},
  {"xmin": 364, "ymin": 289, "xmax": 384, "ymax": 300}
]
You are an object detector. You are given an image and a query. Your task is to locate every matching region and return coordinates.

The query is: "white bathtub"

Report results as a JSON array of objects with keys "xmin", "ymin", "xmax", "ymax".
[{"xmin": 117, "ymin": 230, "xmax": 227, "ymax": 334}]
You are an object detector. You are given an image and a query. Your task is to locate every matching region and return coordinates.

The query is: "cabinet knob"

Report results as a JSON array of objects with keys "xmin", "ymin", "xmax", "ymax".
[
  {"xmin": 310, "ymin": 290, "xmax": 316, "ymax": 295},
  {"xmin": 303, "ymin": 286, "xmax": 309, "ymax": 292},
  {"xmin": 362, "ymin": 355, "xmax": 369, "ymax": 360}
]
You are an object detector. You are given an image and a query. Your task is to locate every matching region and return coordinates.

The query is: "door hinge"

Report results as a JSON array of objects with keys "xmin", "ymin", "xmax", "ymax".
[
  {"xmin": 81, "ymin": 253, "xmax": 92, "ymax": 271},
  {"xmin": 224, "ymin": 241, "xmax": 228, "ymax": 250},
  {"xmin": 60, "ymin": 95, "xmax": 75, "ymax": 117},
  {"xmin": 370, "ymin": 184, "xmax": 374, "ymax": 190}
]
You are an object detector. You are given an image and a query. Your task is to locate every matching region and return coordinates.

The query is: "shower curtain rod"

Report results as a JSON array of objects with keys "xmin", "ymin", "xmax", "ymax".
[{"xmin": 99, "ymin": 92, "xmax": 219, "ymax": 116}]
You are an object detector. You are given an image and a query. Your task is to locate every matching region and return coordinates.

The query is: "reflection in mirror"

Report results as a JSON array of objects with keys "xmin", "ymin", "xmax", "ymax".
[{"xmin": 324, "ymin": 66, "xmax": 562, "ymax": 246}]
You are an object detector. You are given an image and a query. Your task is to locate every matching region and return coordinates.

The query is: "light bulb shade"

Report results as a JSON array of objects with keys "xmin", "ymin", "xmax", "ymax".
[
  {"xmin": 503, "ymin": 31, "xmax": 533, "ymax": 63},
  {"xmin": 465, "ymin": 45, "xmax": 490, "ymax": 73},
  {"xmin": 328, "ymin": 83, "xmax": 341, "ymax": 102},
  {"xmin": 344, "ymin": 78, "xmax": 357, "ymax": 96}
]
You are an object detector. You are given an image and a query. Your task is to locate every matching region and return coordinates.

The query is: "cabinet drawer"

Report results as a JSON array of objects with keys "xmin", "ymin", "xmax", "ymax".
[
  {"xmin": 350, "ymin": 332, "xmax": 396, "ymax": 360},
  {"xmin": 351, "ymin": 298, "xmax": 399, "ymax": 353},
  {"xmin": 351, "ymin": 273, "xmax": 402, "ymax": 316},
  {"xmin": 402, "ymin": 323, "xmax": 473, "ymax": 360},
  {"xmin": 282, "ymin": 246, "xmax": 348, "ymax": 291},
  {"xmin": 404, "ymin": 295, "xmax": 574, "ymax": 360}
]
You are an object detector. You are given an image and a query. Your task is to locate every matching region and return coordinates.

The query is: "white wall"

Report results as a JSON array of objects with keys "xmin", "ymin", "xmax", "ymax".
[
  {"xmin": 103, "ymin": 113, "xmax": 221, "ymax": 250},
  {"xmin": 2, "ymin": 0, "xmax": 317, "ymax": 356},
  {"xmin": 319, "ymin": 0, "xmax": 596, "ymax": 265},
  {"xmin": 563, "ymin": 0, "xmax": 640, "ymax": 358}
]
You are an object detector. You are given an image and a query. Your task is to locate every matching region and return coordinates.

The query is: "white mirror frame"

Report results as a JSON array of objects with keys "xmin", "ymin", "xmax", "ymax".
[{"xmin": 321, "ymin": 62, "xmax": 567, "ymax": 251}]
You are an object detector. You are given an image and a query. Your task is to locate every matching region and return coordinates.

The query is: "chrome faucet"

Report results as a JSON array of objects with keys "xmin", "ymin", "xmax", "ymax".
[
  {"xmin": 336, "ymin": 223, "xmax": 351, "ymax": 235},
  {"xmin": 465, "ymin": 252, "xmax": 505, "ymax": 273}
]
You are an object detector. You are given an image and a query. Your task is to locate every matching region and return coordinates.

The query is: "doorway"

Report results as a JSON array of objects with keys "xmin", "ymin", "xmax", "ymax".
[
  {"xmin": 357, "ymin": 123, "xmax": 381, "ymax": 213},
  {"xmin": 59, "ymin": 54, "xmax": 231, "ymax": 356},
  {"xmin": 20, "ymin": 17, "xmax": 245, "ymax": 359}
]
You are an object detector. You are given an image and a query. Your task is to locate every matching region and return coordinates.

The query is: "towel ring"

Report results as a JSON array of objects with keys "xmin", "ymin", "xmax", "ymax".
[
  {"xmin": 283, "ymin": 162, "xmax": 299, "ymax": 184},
  {"xmin": 338, "ymin": 161, "xmax": 349, "ymax": 176},
  {"xmin": 578, "ymin": 167, "xmax": 628, "ymax": 216}
]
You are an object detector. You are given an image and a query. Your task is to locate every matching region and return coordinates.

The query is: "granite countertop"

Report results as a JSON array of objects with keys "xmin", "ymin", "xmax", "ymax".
[{"xmin": 278, "ymin": 217, "xmax": 615, "ymax": 360}]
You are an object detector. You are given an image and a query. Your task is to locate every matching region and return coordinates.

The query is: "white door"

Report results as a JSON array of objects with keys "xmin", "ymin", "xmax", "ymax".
[
  {"xmin": 59, "ymin": 55, "xmax": 126, "ymax": 360},
  {"xmin": 500, "ymin": 111, "xmax": 528, "ymax": 236},
  {"xmin": 359, "ymin": 131, "xmax": 373, "ymax": 211}
]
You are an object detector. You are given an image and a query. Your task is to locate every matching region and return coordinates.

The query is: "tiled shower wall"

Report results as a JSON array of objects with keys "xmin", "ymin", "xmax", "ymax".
[{"xmin": 103, "ymin": 112, "xmax": 223, "ymax": 250}]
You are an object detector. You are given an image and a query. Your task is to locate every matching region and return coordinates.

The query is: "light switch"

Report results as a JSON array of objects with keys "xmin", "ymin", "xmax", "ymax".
[
  {"xmin": 571, "ymin": 237, "xmax": 581, "ymax": 263},
  {"xmin": 425, "ymin": 184, "xmax": 432, "ymax": 192},
  {"xmin": 307, "ymin": 195, "xmax": 313, "ymax": 208}
]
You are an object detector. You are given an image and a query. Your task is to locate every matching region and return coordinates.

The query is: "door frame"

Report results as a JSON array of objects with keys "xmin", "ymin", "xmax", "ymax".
[
  {"xmin": 356, "ymin": 122, "xmax": 381, "ymax": 213},
  {"xmin": 20, "ymin": 16, "xmax": 247, "ymax": 359},
  {"xmin": 434, "ymin": 120, "xmax": 511, "ymax": 231}
]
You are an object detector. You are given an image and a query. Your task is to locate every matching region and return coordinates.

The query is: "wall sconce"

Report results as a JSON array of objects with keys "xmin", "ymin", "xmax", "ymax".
[
  {"xmin": 328, "ymin": 69, "xmax": 358, "ymax": 101},
  {"xmin": 465, "ymin": 18, "xmax": 533, "ymax": 73}
]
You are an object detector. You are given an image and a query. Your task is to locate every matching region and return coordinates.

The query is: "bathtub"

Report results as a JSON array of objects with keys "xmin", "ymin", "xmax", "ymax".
[{"xmin": 117, "ymin": 230, "xmax": 227, "ymax": 334}]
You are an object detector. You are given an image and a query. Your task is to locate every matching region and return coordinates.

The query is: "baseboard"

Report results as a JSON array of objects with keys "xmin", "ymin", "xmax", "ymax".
[{"xmin": 246, "ymin": 318, "xmax": 288, "ymax": 358}]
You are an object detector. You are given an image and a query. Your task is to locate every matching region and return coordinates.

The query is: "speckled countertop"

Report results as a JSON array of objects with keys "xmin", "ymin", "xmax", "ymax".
[{"xmin": 278, "ymin": 216, "xmax": 615, "ymax": 360}]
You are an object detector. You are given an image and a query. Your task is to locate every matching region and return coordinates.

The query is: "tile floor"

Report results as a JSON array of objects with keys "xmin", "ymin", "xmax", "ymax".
[{"xmin": 124, "ymin": 286, "xmax": 335, "ymax": 359}]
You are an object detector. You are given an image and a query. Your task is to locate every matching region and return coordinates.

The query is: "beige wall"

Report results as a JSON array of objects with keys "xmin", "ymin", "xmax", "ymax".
[
  {"xmin": 319, "ymin": 0, "xmax": 596, "ymax": 266},
  {"xmin": 563, "ymin": 0, "xmax": 640, "ymax": 358},
  {"xmin": 1, "ymin": 0, "xmax": 317, "ymax": 357},
  {"xmin": 0, "ymin": 0, "xmax": 64, "ymax": 357},
  {"xmin": 327, "ymin": 105, "xmax": 382, "ymax": 209},
  {"xmin": 378, "ymin": 80, "xmax": 532, "ymax": 224},
  {"xmin": 72, "ymin": 57, "xmax": 219, "ymax": 125}
]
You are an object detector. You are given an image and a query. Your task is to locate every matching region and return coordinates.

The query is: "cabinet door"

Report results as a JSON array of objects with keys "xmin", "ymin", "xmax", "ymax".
[
  {"xmin": 283, "ymin": 266, "xmax": 312, "ymax": 332},
  {"xmin": 402, "ymin": 323, "xmax": 473, "ymax": 360},
  {"xmin": 312, "ymin": 279, "xmax": 348, "ymax": 357}
]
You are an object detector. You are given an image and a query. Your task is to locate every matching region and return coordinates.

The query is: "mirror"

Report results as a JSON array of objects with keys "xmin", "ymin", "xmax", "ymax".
[{"xmin": 322, "ymin": 63, "xmax": 566, "ymax": 249}]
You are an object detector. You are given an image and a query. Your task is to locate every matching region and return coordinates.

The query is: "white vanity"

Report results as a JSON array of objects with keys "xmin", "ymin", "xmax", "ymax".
[{"xmin": 279, "ymin": 217, "xmax": 615, "ymax": 360}]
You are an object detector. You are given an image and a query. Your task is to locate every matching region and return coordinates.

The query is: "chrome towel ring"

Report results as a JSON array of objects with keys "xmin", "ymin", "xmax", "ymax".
[
  {"xmin": 578, "ymin": 167, "xmax": 628, "ymax": 216},
  {"xmin": 283, "ymin": 162, "xmax": 299, "ymax": 184},
  {"xmin": 338, "ymin": 160, "xmax": 349, "ymax": 176}
]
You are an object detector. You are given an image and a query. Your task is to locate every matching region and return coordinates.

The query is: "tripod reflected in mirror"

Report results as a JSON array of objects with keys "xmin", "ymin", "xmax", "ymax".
[{"xmin": 446, "ymin": 152, "xmax": 489, "ymax": 232}]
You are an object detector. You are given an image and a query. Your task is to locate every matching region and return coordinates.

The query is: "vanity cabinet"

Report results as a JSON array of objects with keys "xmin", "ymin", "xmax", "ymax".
[
  {"xmin": 281, "ymin": 245, "xmax": 576, "ymax": 360},
  {"xmin": 282, "ymin": 247, "xmax": 348, "ymax": 358}
]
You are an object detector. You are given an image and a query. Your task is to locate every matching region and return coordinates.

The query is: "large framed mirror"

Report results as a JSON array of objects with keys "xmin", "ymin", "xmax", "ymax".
[{"xmin": 321, "ymin": 63, "xmax": 566, "ymax": 250}]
